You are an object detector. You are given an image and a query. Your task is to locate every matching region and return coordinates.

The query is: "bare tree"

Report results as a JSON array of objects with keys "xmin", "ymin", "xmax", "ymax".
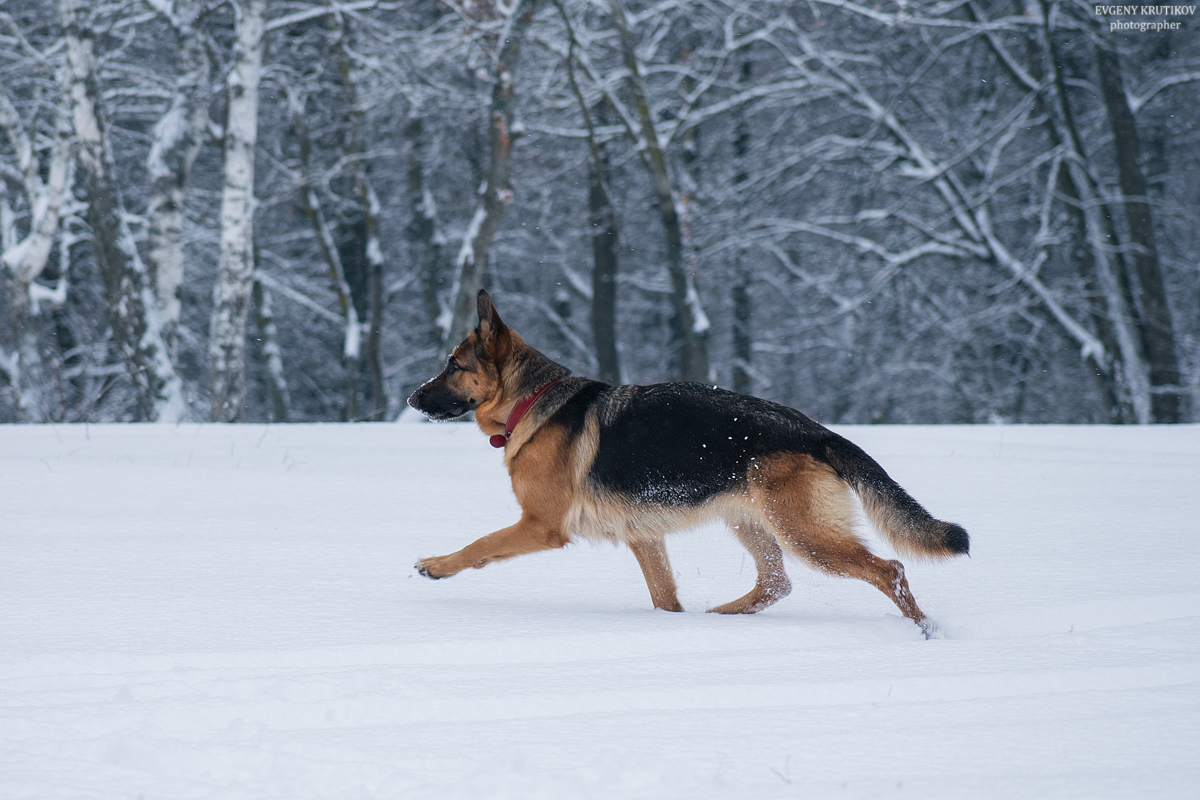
[
  {"xmin": 606, "ymin": 0, "xmax": 709, "ymax": 382},
  {"xmin": 252, "ymin": 273, "xmax": 290, "ymax": 421},
  {"xmin": 63, "ymin": 0, "xmax": 186, "ymax": 422},
  {"xmin": 1094, "ymin": 28, "xmax": 1186, "ymax": 423},
  {"xmin": 208, "ymin": 0, "xmax": 266, "ymax": 422},
  {"xmin": 1, "ymin": 0, "xmax": 1195, "ymax": 425},
  {"xmin": 718, "ymin": 0, "xmax": 1180, "ymax": 422},
  {"xmin": 731, "ymin": 59, "xmax": 753, "ymax": 395},
  {"xmin": 0, "ymin": 63, "xmax": 72, "ymax": 419},
  {"xmin": 442, "ymin": 0, "xmax": 542, "ymax": 351},
  {"xmin": 557, "ymin": 0, "xmax": 620, "ymax": 384},
  {"xmin": 143, "ymin": 0, "xmax": 212, "ymax": 358},
  {"xmin": 330, "ymin": 9, "xmax": 387, "ymax": 420},
  {"xmin": 405, "ymin": 112, "xmax": 447, "ymax": 361},
  {"xmin": 287, "ymin": 83, "xmax": 364, "ymax": 422}
]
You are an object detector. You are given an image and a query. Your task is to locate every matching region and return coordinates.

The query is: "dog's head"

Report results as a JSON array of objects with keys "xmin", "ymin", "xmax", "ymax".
[{"xmin": 408, "ymin": 289, "xmax": 513, "ymax": 421}]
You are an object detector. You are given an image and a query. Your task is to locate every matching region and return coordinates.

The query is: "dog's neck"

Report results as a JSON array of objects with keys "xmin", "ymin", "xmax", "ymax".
[
  {"xmin": 476, "ymin": 340, "xmax": 569, "ymax": 437},
  {"xmin": 490, "ymin": 378, "xmax": 561, "ymax": 448}
]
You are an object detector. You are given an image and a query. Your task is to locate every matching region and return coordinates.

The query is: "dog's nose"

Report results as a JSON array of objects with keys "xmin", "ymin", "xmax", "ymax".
[{"xmin": 407, "ymin": 388, "xmax": 423, "ymax": 411}]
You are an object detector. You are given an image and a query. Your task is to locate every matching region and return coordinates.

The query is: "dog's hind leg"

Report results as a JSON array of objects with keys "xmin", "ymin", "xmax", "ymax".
[
  {"xmin": 751, "ymin": 454, "xmax": 928, "ymax": 627},
  {"xmin": 628, "ymin": 539, "xmax": 683, "ymax": 612},
  {"xmin": 707, "ymin": 518, "xmax": 791, "ymax": 614}
]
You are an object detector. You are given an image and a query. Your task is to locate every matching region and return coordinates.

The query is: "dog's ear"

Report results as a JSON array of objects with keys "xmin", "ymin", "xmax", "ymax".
[{"xmin": 476, "ymin": 289, "xmax": 511, "ymax": 363}]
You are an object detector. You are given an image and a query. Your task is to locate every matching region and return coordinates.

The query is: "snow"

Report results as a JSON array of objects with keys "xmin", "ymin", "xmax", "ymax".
[{"xmin": 1, "ymin": 422, "xmax": 1197, "ymax": 798}]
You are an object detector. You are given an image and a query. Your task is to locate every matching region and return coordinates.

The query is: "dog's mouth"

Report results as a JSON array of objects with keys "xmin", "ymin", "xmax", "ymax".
[
  {"xmin": 407, "ymin": 389, "xmax": 470, "ymax": 421},
  {"xmin": 421, "ymin": 405, "xmax": 469, "ymax": 421}
]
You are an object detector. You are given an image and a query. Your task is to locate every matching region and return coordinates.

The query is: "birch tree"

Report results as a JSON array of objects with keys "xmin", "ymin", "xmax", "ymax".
[
  {"xmin": 143, "ymin": 0, "xmax": 212, "ymax": 358},
  {"xmin": 62, "ymin": 0, "xmax": 186, "ymax": 422},
  {"xmin": 208, "ymin": 0, "xmax": 266, "ymax": 422},
  {"xmin": 0, "ymin": 64, "xmax": 72, "ymax": 419},
  {"xmin": 252, "ymin": 274, "xmax": 290, "ymax": 421},
  {"xmin": 1, "ymin": 0, "xmax": 1195, "ymax": 424}
]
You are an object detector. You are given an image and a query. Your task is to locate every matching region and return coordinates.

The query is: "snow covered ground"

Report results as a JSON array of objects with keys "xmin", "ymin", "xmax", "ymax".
[{"xmin": 1, "ymin": 421, "xmax": 1197, "ymax": 799}]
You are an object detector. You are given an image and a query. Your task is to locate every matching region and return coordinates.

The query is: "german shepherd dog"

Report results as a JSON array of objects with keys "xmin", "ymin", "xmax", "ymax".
[{"xmin": 409, "ymin": 290, "xmax": 967, "ymax": 634}]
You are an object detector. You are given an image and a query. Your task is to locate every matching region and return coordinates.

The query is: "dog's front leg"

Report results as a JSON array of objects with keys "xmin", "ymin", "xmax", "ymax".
[{"xmin": 416, "ymin": 516, "xmax": 569, "ymax": 579}]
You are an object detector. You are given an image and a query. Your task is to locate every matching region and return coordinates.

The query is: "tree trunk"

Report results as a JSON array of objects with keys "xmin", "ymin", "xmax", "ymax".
[
  {"xmin": 731, "ymin": 59, "xmax": 752, "ymax": 396},
  {"xmin": 1055, "ymin": 160, "xmax": 1126, "ymax": 420},
  {"xmin": 145, "ymin": 1, "xmax": 211, "ymax": 358},
  {"xmin": 1036, "ymin": 1, "xmax": 1150, "ymax": 422},
  {"xmin": 0, "ymin": 72, "xmax": 73, "ymax": 420},
  {"xmin": 442, "ymin": 0, "xmax": 540, "ymax": 351},
  {"xmin": 9, "ymin": 294, "xmax": 48, "ymax": 420},
  {"xmin": 63, "ymin": 0, "xmax": 186, "ymax": 422},
  {"xmin": 976, "ymin": 10, "xmax": 1126, "ymax": 420},
  {"xmin": 330, "ymin": 10, "xmax": 387, "ymax": 420},
  {"xmin": 361, "ymin": 180, "xmax": 386, "ymax": 419},
  {"xmin": 288, "ymin": 87, "xmax": 363, "ymax": 422},
  {"xmin": 608, "ymin": 0, "xmax": 709, "ymax": 382},
  {"xmin": 559, "ymin": 15, "xmax": 621, "ymax": 386},
  {"xmin": 252, "ymin": 274, "xmax": 290, "ymax": 422},
  {"xmin": 731, "ymin": 278, "xmax": 752, "ymax": 395},
  {"xmin": 209, "ymin": 0, "xmax": 266, "ymax": 422},
  {"xmin": 404, "ymin": 114, "xmax": 448, "ymax": 359},
  {"xmin": 1094, "ymin": 38, "xmax": 1186, "ymax": 423},
  {"xmin": 588, "ymin": 143, "xmax": 621, "ymax": 386}
]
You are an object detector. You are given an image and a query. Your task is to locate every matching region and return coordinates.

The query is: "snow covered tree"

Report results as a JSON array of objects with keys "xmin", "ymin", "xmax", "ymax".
[
  {"xmin": 0, "ymin": 0, "xmax": 1196, "ymax": 424},
  {"xmin": 0, "ymin": 60, "xmax": 73, "ymax": 420},
  {"xmin": 143, "ymin": 0, "xmax": 212, "ymax": 361},
  {"xmin": 442, "ymin": 0, "xmax": 543, "ymax": 352},
  {"xmin": 208, "ymin": 0, "xmax": 266, "ymax": 422},
  {"xmin": 63, "ymin": 0, "xmax": 186, "ymax": 422}
]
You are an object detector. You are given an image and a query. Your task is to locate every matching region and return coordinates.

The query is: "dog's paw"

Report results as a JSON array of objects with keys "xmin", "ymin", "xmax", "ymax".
[
  {"xmin": 918, "ymin": 617, "xmax": 946, "ymax": 640},
  {"xmin": 414, "ymin": 558, "xmax": 453, "ymax": 580}
]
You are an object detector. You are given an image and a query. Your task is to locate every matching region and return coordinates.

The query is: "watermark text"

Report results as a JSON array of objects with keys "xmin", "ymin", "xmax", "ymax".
[{"xmin": 1094, "ymin": 4, "xmax": 1195, "ymax": 31}]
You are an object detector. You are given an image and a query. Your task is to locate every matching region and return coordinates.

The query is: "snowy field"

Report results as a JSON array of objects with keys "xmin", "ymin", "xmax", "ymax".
[{"xmin": 1, "ymin": 421, "xmax": 1198, "ymax": 799}]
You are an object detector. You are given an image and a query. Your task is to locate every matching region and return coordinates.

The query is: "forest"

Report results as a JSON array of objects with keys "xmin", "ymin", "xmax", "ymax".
[{"xmin": 0, "ymin": 0, "xmax": 1196, "ymax": 424}]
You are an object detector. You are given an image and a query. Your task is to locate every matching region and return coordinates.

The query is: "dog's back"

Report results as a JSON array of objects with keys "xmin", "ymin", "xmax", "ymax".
[{"xmin": 551, "ymin": 380, "xmax": 968, "ymax": 561}]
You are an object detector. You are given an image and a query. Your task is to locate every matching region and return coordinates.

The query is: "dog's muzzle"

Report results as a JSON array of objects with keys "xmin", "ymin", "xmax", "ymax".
[{"xmin": 408, "ymin": 386, "xmax": 468, "ymax": 420}]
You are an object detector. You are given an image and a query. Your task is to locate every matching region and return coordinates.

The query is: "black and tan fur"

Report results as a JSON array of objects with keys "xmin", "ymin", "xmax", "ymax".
[{"xmin": 409, "ymin": 290, "xmax": 968, "ymax": 633}]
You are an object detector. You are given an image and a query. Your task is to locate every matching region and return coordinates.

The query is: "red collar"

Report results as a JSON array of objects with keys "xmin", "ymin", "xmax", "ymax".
[{"xmin": 489, "ymin": 379, "xmax": 561, "ymax": 448}]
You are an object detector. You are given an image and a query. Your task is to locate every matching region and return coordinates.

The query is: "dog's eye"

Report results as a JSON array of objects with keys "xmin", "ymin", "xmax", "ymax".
[{"xmin": 446, "ymin": 359, "xmax": 459, "ymax": 374}]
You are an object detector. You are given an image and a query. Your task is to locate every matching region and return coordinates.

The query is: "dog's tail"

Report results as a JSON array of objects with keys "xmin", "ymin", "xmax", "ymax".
[{"xmin": 823, "ymin": 436, "xmax": 969, "ymax": 559}]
